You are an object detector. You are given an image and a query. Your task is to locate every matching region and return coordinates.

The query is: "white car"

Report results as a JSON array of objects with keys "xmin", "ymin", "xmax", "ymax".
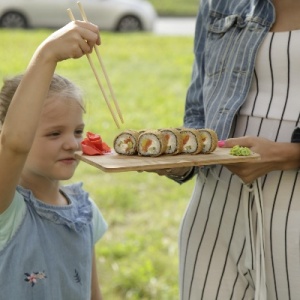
[{"xmin": 0, "ymin": 0, "xmax": 157, "ymax": 32}]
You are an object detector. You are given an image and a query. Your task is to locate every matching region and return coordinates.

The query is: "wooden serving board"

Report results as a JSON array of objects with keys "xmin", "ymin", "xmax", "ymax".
[{"xmin": 75, "ymin": 148, "xmax": 260, "ymax": 173}]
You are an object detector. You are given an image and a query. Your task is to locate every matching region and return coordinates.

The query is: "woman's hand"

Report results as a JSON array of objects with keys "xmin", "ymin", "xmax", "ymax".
[
  {"xmin": 220, "ymin": 136, "xmax": 300, "ymax": 184},
  {"xmin": 145, "ymin": 166, "xmax": 192, "ymax": 177}
]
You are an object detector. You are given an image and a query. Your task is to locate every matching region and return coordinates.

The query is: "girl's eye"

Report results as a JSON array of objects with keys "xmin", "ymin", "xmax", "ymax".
[
  {"xmin": 75, "ymin": 129, "xmax": 84, "ymax": 137},
  {"xmin": 48, "ymin": 132, "xmax": 60, "ymax": 137}
]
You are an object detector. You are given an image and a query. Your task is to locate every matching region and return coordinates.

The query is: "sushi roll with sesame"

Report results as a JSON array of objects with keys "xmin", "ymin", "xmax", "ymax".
[
  {"xmin": 180, "ymin": 128, "xmax": 203, "ymax": 154},
  {"xmin": 138, "ymin": 130, "xmax": 167, "ymax": 157},
  {"xmin": 197, "ymin": 128, "xmax": 218, "ymax": 153},
  {"xmin": 114, "ymin": 130, "xmax": 139, "ymax": 155}
]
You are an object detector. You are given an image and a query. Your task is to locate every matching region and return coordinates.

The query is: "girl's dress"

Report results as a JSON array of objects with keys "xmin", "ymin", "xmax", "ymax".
[
  {"xmin": 180, "ymin": 30, "xmax": 300, "ymax": 300},
  {"xmin": 0, "ymin": 182, "xmax": 107, "ymax": 299}
]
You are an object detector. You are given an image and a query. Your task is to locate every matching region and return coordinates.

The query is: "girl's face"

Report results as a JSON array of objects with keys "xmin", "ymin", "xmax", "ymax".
[{"xmin": 22, "ymin": 95, "xmax": 85, "ymax": 182}]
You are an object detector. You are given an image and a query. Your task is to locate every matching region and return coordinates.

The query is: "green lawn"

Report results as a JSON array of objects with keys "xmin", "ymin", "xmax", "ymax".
[
  {"xmin": 150, "ymin": 0, "xmax": 200, "ymax": 16},
  {"xmin": 0, "ymin": 29, "xmax": 196, "ymax": 299}
]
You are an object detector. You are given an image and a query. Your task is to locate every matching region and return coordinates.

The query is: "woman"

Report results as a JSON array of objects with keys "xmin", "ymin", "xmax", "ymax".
[{"xmin": 157, "ymin": 0, "xmax": 300, "ymax": 299}]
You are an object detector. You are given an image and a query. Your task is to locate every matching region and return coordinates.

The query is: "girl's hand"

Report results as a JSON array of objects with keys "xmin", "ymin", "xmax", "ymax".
[
  {"xmin": 220, "ymin": 136, "xmax": 300, "ymax": 184},
  {"xmin": 37, "ymin": 20, "xmax": 101, "ymax": 63}
]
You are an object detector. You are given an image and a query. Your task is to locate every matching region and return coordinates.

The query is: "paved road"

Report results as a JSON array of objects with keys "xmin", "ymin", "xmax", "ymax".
[{"xmin": 154, "ymin": 17, "xmax": 196, "ymax": 36}]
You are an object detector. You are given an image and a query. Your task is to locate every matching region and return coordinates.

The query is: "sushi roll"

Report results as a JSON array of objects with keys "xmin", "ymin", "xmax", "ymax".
[
  {"xmin": 159, "ymin": 128, "xmax": 183, "ymax": 155},
  {"xmin": 197, "ymin": 128, "xmax": 218, "ymax": 153},
  {"xmin": 114, "ymin": 130, "xmax": 139, "ymax": 155},
  {"xmin": 180, "ymin": 128, "xmax": 203, "ymax": 154},
  {"xmin": 138, "ymin": 130, "xmax": 167, "ymax": 157}
]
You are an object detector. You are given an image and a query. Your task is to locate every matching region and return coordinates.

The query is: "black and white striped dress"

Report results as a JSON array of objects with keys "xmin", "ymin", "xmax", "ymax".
[{"xmin": 179, "ymin": 30, "xmax": 300, "ymax": 300}]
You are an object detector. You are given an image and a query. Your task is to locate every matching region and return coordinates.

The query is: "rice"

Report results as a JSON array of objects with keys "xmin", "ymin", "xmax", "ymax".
[
  {"xmin": 138, "ymin": 130, "xmax": 167, "ymax": 157},
  {"xmin": 113, "ymin": 130, "xmax": 139, "ymax": 155},
  {"xmin": 197, "ymin": 128, "xmax": 218, "ymax": 153},
  {"xmin": 180, "ymin": 128, "xmax": 203, "ymax": 154},
  {"xmin": 159, "ymin": 128, "xmax": 183, "ymax": 155}
]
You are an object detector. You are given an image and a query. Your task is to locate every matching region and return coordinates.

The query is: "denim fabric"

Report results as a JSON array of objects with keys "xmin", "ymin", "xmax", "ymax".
[
  {"xmin": 184, "ymin": 0, "xmax": 275, "ymax": 140},
  {"xmin": 0, "ymin": 183, "xmax": 98, "ymax": 299}
]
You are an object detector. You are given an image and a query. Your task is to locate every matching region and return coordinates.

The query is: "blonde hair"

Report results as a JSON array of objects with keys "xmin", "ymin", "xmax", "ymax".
[{"xmin": 0, "ymin": 73, "xmax": 84, "ymax": 130}]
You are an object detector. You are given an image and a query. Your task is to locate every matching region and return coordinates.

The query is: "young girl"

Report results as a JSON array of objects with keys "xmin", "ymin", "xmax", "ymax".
[{"xmin": 0, "ymin": 21, "xmax": 107, "ymax": 299}]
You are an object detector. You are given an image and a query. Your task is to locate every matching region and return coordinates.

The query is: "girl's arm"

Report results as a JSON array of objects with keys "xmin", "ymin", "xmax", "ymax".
[
  {"xmin": 91, "ymin": 249, "xmax": 102, "ymax": 300},
  {"xmin": 0, "ymin": 21, "xmax": 100, "ymax": 213}
]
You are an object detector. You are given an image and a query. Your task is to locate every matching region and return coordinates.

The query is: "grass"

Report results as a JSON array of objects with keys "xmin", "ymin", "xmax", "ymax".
[
  {"xmin": 149, "ymin": 0, "xmax": 200, "ymax": 16},
  {"xmin": 0, "ymin": 29, "xmax": 196, "ymax": 299}
]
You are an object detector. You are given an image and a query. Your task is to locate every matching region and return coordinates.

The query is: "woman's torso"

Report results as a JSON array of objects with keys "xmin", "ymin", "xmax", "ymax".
[{"xmin": 233, "ymin": 29, "xmax": 300, "ymax": 142}]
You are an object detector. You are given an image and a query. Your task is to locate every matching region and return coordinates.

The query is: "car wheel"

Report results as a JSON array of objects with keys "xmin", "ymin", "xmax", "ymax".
[
  {"xmin": 0, "ymin": 11, "xmax": 27, "ymax": 28},
  {"xmin": 116, "ymin": 15, "xmax": 142, "ymax": 32}
]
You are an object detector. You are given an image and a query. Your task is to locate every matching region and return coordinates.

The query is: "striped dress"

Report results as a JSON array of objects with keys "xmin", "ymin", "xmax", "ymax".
[{"xmin": 179, "ymin": 30, "xmax": 300, "ymax": 300}]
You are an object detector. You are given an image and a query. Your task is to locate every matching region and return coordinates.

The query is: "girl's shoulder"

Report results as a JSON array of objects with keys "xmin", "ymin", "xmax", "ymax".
[
  {"xmin": 60, "ymin": 182, "xmax": 89, "ymax": 203},
  {"xmin": 16, "ymin": 183, "xmax": 93, "ymax": 232},
  {"xmin": 61, "ymin": 182, "xmax": 108, "ymax": 243},
  {"xmin": 61, "ymin": 182, "xmax": 93, "ymax": 212}
]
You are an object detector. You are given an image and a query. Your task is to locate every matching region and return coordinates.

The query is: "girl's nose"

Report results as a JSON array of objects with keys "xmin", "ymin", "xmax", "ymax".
[{"xmin": 63, "ymin": 135, "xmax": 81, "ymax": 150}]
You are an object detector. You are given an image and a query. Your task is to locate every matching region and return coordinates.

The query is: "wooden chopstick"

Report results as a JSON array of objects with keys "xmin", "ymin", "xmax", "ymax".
[
  {"xmin": 76, "ymin": 1, "xmax": 124, "ymax": 124},
  {"xmin": 67, "ymin": 8, "xmax": 122, "ymax": 129}
]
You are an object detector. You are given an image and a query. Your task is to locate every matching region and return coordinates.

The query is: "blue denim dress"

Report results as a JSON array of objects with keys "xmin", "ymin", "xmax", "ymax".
[{"xmin": 0, "ymin": 183, "xmax": 105, "ymax": 299}]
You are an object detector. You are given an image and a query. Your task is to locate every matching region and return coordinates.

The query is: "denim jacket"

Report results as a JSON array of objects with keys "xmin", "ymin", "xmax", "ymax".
[
  {"xmin": 170, "ymin": 0, "xmax": 300, "ymax": 184},
  {"xmin": 184, "ymin": 0, "xmax": 299, "ymax": 142}
]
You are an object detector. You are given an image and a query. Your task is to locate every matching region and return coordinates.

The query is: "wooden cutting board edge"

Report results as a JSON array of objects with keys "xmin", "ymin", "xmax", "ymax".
[{"xmin": 75, "ymin": 148, "xmax": 261, "ymax": 173}]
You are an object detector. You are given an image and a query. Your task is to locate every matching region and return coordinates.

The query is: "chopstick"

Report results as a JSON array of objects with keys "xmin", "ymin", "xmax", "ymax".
[
  {"xmin": 76, "ymin": 2, "xmax": 124, "ymax": 125},
  {"xmin": 67, "ymin": 4, "xmax": 123, "ymax": 129}
]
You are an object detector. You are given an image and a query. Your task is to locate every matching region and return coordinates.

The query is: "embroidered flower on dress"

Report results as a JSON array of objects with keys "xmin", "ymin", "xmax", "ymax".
[
  {"xmin": 24, "ymin": 271, "xmax": 47, "ymax": 287},
  {"xmin": 74, "ymin": 269, "xmax": 82, "ymax": 285}
]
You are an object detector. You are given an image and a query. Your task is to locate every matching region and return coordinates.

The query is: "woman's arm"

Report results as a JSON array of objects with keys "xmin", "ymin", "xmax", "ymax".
[
  {"xmin": 221, "ymin": 136, "xmax": 300, "ymax": 184},
  {"xmin": 183, "ymin": 0, "xmax": 210, "ymax": 129},
  {"xmin": 0, "ymin": 21, "xmax": 100, "ymax": 213},
  {"xmin": 142, "ymin": 1, "xmax": 211, "ymax": 184}
]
